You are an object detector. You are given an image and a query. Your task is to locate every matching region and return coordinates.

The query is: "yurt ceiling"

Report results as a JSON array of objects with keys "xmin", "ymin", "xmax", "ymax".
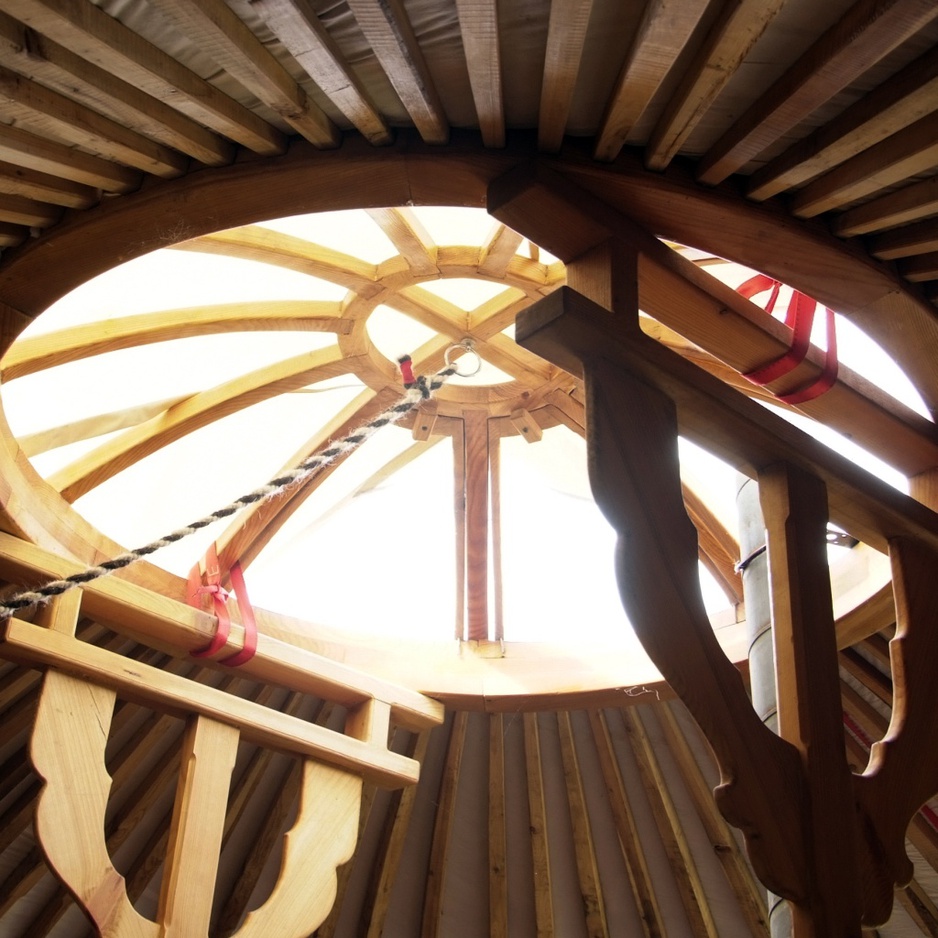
[{"xmin": 0, "ymin": 0, "xmax": 938, "ymax": 935}]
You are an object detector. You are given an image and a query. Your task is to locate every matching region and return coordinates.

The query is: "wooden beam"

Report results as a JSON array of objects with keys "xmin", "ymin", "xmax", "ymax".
[
  {"xmin": 251, "ymin": 0, "xmax": 392, "ymax": 145},
  {"xmin": 791, "ymin": 111, "xmax": 938, "ymax": 218},
  {"xmin": 489, "ymin": 713, "xmax": 509, "ymax": 937},
  {"xmin": 748, "ymin": 45, "xmax": 938, "ymax": 201},
  {"xmin": 644, "ymin": 0, "xmax": 786, "ymax": 171},
  {"xmin": 523, "ymin": 713, "xmax": 554, "ymax": 937},
  {"xmin": 759, "ymin": 463, "xmax": 863, "ymax": 934},
  {"xmin": 869, "ymin": 217, "xmax": 938, "ymax": 260},
  {"xmin": 478, "ymin": 223, "xmax": 523, "ymax": 277},
  {"xmin": 833, "ymin": 175, "xmax": 938, "ymax": 237},
  {"xmin": 594, "ymin": 0, "xmax": 710, "ymax": 162},
  {"xmin": 0, "ymin": 159, "xmax": 96, "ymax": 208},
  {"xmin": 345, "ymin": 0, "xmax": 449, "ymax": 144},
  {"xmin": 368, "ymin": 206, "xmax": 439, "ymax": 275},
  {"xmin": 899, "ymin": 251, "xmax": 938, "ymax": 283},
  {"xmin": 2, "ymin": 0, "xmax": 285, "ymax": 154},
  {"xmin": 463, "ymin": 410, "xmax": 490, "ymax": 642},
  {"xmin": 697, "ymin": 0, "xmax": 938, "ymax": 185},
  {"xmin": 455, "ymin": 0, "xmax": 504, "ymax": 148},
  {"xmin": 538, "ymin": 0, "xmax": 595, "ymax": 153}
]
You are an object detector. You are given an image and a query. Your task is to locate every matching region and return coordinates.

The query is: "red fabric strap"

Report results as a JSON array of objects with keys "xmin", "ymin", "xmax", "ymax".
[
  {"xmin": 187, "ymin": 543, "xmax": 231, "ymax": 658},
  {"xmin": 187, "ymin": 545, "xmax": 257, "ymax": 666},
  {"xmin": 738, "ymin": 276, "xmax": 838, "ymax": 402},
  {"xmin": 219, "ymin": 561, "xmax": 258, "ymax": 667}
]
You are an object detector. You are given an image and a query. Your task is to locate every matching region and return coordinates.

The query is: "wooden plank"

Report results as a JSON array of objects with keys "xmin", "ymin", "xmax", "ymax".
[
  {"xmin": 489, "ymin": 713, "xmax": 509, "ymax": 937},
  {"xmin": 0, "ymin": 10, "xmax": 234, "ymax": 167},
  {"xmin": 368, "ymin": 206, "xmax": 439, "ymax": 275},
  {"xmin": 158, "ymin": 715, "xmax": 238, "ymax": 935},
  {"xmin": 455, "ymin": 0, "xmax": 504, "ymax": 148},
  {"xmin": 644, "ymin": 0, "xmax": 786, "ymax": 170},
  {"xmin": 1, "ymin": 618, "xmax": 422, "ymax": 788},
  {"xmin": 2, "ymin": 0, "xmax": 285, "ymax": 154},
  {"xmin": 516, "ymin": 287, "xmax": 938, "ymax": 557},
  {"xmin": 453, "ymin": 421, "xmax": 467, "ymax": 641},
  {"xmin": 899, "ymin": 251, "xmax": 938, "ymax": 282},
  {"xmin": 623, "ymin": 707, "xmax": 720, "ymax": 937},
  {"xmin": 594, "ymin": 0, "xmax": 710, "ymax": 161},
  {"xmin": 0, "ymin": 62, "xmax": 187, "ymax": 178},
  {"xmin": 145, "ymin": 0, "xmax": 338, "ymax": 148},
  {"xmin": 345, "ymin": 0, "xmax": 449, "ymax": 144},
  {"xmin": 251, "ymin": 0, "xmax": 392, "ymax": 145},
  {"xmin": 697, "ymin": 0, "xmax": 938, "ymax": 185},
  {"xmin": 0, "ymin": 191, "xmax": 59, "ymax": 226},
  {"xmin": 791, "ymin": 111, "xmax": 938, "ymax": 218},
  {"xmin": 0, "ymin": 160, "xmax": 96, "ymax": 208},
  {"xmin": 759, "ymin": 463, "xmax": 863, "ymax": 934},
  {"xmin": 538, "ymin": 0, "xmax": 595, "ymax": 152},
  {"xmin": 0, "ymin": 118, "xmax": 139, "ymax": 192},
  {"xmin": 489, "ymin": 425, "xmax": 504, "ymax": 642},
  {"xmin": 557, "ymin": 711, "xmax": 608, "ymax": 937},
  {"xmin": 478, "ymin": 223, "xmax": 524, "ymax": 277},
  {"xmin": 656, "ymin": 704, "xmax": 769, "ymax": 936},
  {"xmin": 870, "ymin": 217, "xmax": 938, "ymax": 260},
  {"xmin": 833, "ymin": 175, "xmax": 938, "ymax": 236},
  {"xmin": 588, "ymin": 710, "xmax": 663, "ymax": 938},
  {"xmin": 522, "ymin": 712, "xmax": 554, "ymax": 937},
  {"xmin": 748, "ymin": 45, "xmax": 938, "ymax": 201},
  {"xmin": 421, "ymin": 711, "xmax": 467, "ymax": 938}
]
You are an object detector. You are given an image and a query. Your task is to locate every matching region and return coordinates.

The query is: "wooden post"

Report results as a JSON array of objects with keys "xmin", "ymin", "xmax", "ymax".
[{"xmin": 759, "ymin": 463, "xmax": 862, "ymax": 937}]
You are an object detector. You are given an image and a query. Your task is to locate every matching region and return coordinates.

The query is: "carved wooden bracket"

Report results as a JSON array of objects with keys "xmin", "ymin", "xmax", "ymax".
[
  {"xmin": 516, "ymin": 284, "xmax": 938, "ymax": 933},
  {"xmin": 2, "ymin": 585, "xmax": 436, "ymax": 937}
]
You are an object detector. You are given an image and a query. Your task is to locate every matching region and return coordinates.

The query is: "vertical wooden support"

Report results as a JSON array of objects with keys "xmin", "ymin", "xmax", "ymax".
[
  {"xmin": 159, "ymin": 715, "xmax": 239, "ymax": 937},
  {"xmin": 463, "ymin": 411, "xmax": 490, "ymax": 641},
  {"xmin": 489, "ymin": 713, "xmax": 509, "ymax": 937},
  {"xmin": 759, "ymin": 463, "xmax": 862, "ymax": 937},
  {"xmin": 523, "ymin": 712, "xmax": 555, "ymax": 937}
]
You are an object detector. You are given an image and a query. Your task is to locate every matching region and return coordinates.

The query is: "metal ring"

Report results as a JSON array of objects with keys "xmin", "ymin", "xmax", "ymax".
[{"xmin": 444, "ymin": 341, "xmax": 483, "ymax": 377}]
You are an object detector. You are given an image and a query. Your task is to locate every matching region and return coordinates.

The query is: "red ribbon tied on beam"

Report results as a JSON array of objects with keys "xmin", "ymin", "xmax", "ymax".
[{"xmin": 737, "ymin": 273, "xmax": 839, "ymax": 405}]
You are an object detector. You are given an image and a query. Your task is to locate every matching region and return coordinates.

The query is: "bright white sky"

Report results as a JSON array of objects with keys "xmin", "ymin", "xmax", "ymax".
[{"xmin": 0, "ymin": 208, "xmax": 928, "ymax": 644}]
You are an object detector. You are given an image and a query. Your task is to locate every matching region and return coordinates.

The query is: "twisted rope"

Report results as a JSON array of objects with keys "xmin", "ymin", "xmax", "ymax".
[{"xmin": 0, "ymin": 357, "xmax": 453, "ymax": 618}]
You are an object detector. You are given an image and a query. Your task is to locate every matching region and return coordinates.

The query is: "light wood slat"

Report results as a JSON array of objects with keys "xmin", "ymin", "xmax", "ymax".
[
  {"xmin": 361, "ymin": 732, "xmax": 430, "ymax": 938},
  {"xmin": 792, "ymin": 111, "xmax": 938, "ymax": 218},
  {"xmin": 157, "ymin": 715, "xmax": 239, "ymax": 935},
  {"xmin": 557, "ymin": 711, "xmax": 608, "ymax": 937},
  {"xmin": 421, "ymin": 712, "xmax": 467, "ymax": 938},
  {"xmin": 0, "ymin": 159, "xmax": 96, "ymax": 208},
  {"xmin": 455, "ymin": 0, "xmax": 504, "ymax": 148},
  {"xmin": 0, "ymin": 63, "xmax": 186, "ymax": 177},
  {"xmin": 748, "ymin": 45, "xmax": 938, "ymax": 202},
  {"xmin": 1, "ymin": 299, "xmax": 349, "ymax": 380},
  {"xmin": 594, "ymin": 0, "xmax": 710, "ymax": 162},
  {"xmin": 644, "ymin": 0, "xmax": 786, "ymax": 171},
  {"xmin": 655, "ymin": 704, "xmax": 769, "ymax": 936},
  {"xmin": 522, "ymin": 712, "xmax": 554, "ymax": 937},
  {"xmin": 174, "ymin": 226, "xmax": 382, "ymax": 296},
  {"xmin": 489, "ymin": 423, "xmax": 504, "ymax": 642},
  {"xmin": 18, "ymin": 396, "xmax": 189, "ymax": 457},
  {"xmin": 841, "ymin": 647, "xmax": 893, "ymax": 707},
  {"xmin": 833, "ymin": 174, "xmax": 938, "ymax": 236},
  {"xmin": 896, "ymin": 879, "xmax": 938, "ymax": 937},
  {"xmin": 537, "ymin": 0, "xmax": 595, "ymax": 152},
  {"xmin": 47, "ymin": 345, "xmax": 351, "ymax": 502},
  {"xmin": 368, "ymin": 206, "xmax": 439, "ymax": 275},
  {"xmin": 489, "ymin": 713, "xmax": 509, "ymax": 937},
  {"xmin": 589, "ymin": 710, "xmax": 663, "ymax": 938},
  {"xmin": 697, "ymin": 0, "xmax": 938, "ymax": 185},
  {"xmin": 453, "ymin": 421, "xmax": 467, "ymax": 641},
  {"xmin": 2, "ymin": 0, "xmax": 285, "ymax": 154},
  {"xmin": 0, "ymin": 10, "xmax": 234, "ymax": 167},
  {"xmin": 0, "ymin": 121, "xmax": 139, "ymax": 191},
  {"xmin": 0, "ymin": 220, "xmax": 27, "ymax": 245},
  {"xmin": 682, "ymin": 485, "xmax": 743, "ymax": 606},
  {"xmin": 0, "ymin": 192, "xmax": 59, "ymax": 226},
  {"xmin": 0, "ymin": 532, "xmax": 444, "ymax": 732},
  {"xmin": 1, "ymin": 618, "xmax": 422, "ymax": 788},
  {"xmin": 478, "ymin": 223, "xmax": 523, "ymax": 277},
  {"xmin": 622, "ymin": 707, "xmax": 720, "ymax": 937},
  {"xmin": 468, "ymin": 289, "xmax": 533, "ymax": 339},
  {"xmin": 346, "ymin": 0, "xmax": 449, "ymax": 144},
  {"xmin": 145, "ymin": 0, "xmax": 339, "ymax": 148},
  {"xmin": 870, "ymin": 218, "xmax": 938, "ymax": 260},
  {"xmin": 464, "ymin": 410, "xmax": 490, "ymax": 642},
  {"xmin": 899, "ymin": 251, "xmax": 938, "ymax": 282},
  {"xmin": 251, "ymin": 0, "xmax": 392, "ymax": 145}
]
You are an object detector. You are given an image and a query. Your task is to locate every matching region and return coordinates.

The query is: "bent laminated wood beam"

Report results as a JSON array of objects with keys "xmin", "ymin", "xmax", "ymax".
[{"xmin": 516, "ymin": 285, "xmax": 938, "ymax": 932}]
